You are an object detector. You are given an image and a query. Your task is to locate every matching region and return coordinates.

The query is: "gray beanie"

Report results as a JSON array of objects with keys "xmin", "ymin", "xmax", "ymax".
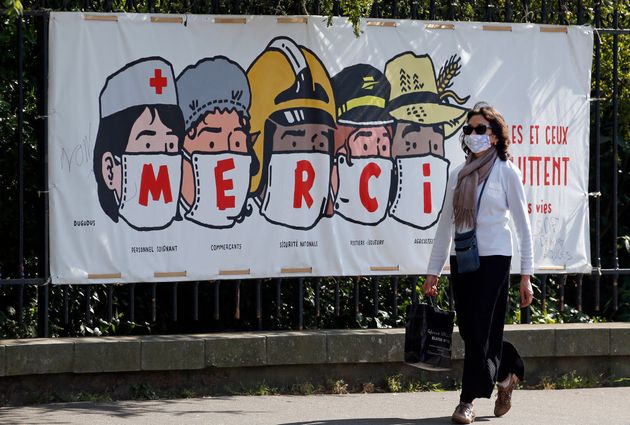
[{"xmin": 176, "ymin": 56, "xmax": 251, "ymax": 130}]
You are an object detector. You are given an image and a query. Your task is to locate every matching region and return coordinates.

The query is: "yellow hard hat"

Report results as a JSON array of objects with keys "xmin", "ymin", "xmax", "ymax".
[{"xmin": 247, "ymin": 37, "xmax": 336, "ymax": 194}]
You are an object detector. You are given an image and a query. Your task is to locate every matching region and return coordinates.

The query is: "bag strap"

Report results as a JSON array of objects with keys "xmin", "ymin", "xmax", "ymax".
[{"xmin": 475, "ymin": 159, "xmax": 496, "ymax": 218}]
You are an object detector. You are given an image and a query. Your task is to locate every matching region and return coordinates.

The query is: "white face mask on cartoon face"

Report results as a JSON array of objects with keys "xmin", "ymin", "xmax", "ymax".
[
  {"xmin": 183, "ymin": 152, "xmax": 252, "ymax": 228},
  {"xmin": 389, "ymin": 154, "xmax": 449, "ymax": 229},
  {"xmin": 260, "ymin": 152, "xmax": 330, "ymax": 230},
  {"xmin": 334, "ymin": 155, "xmax": 393, "ymax": 225},
  {"xmin": 117, "ymin": 153, "xmax": 182, "ymax": 230},
  {"xmin": 464, "ymin": 134, "xmax": 492, "ymax": 153}
]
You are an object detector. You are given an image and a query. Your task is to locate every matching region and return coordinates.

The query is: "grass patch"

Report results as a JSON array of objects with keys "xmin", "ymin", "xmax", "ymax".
[
  {"xmin": 529, "ymin": 371, "xmax": 629, "ymax": 390},
  {"xmin": 385, "ymin": 374, "xmax": 448, "ymax": 393},
  {"xmin": 330, "ymin": 379, "xmax": 349, "ymax": 395},
  {"xmin": 67, "ymin": 392, "xmax": 113, "ymax": 403},
  {"xmin": 179, "ymin": 388, "xmax": 198, "ymax": 399},
  {"xmin": 129, "ymin": 383, "xmax": 158, "ymax": 400},
  {"xmin": 385, "ymin": 374, "xmax": 403, "ymax": 393},
  {"xmin": 233, "ymin": 382, "xmax": 280, "ymax": 396}
]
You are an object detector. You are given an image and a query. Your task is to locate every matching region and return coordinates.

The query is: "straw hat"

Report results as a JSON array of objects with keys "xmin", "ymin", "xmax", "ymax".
[{"xmin": 385, "ymin": 52, "xmax": 469, "ymax": 138}]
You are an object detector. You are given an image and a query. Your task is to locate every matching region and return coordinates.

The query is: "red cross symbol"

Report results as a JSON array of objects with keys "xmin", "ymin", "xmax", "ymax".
[{"xmin": 149, "ymin": 69, "xmax": 168, "ymax": 95}]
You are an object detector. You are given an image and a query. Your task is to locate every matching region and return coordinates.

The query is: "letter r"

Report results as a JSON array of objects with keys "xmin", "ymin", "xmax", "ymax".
[{"xmin": 293, "ymin": 160, "xmax": 315, "ymax": 209}]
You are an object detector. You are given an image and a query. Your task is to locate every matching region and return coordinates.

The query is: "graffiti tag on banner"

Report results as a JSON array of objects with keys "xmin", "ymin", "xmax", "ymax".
[{"xmin": 48, "ymin": 14, "xmax": 593, "ymax": 283}]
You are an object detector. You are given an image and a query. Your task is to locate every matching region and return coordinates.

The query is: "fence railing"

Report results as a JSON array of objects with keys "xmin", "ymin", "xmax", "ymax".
[{"xmin": 0, "ymin": 0, "xmax": 628, "ymax": 337}]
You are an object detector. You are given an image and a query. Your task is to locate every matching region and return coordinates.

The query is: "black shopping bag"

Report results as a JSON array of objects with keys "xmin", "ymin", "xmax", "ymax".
[{"xmin": 404, "ymin": 301, "xmax": 455, "ymax": 371}]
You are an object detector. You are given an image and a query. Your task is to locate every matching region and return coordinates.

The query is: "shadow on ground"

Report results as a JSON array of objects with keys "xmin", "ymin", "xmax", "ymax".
[{"xmin": 279, "ymin": 416, "xmax": 495, "ymax": 425}]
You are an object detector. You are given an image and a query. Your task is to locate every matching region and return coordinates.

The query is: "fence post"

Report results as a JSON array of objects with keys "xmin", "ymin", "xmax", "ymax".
[
  {"xmin": 611, "ymin": 4, "xmax": 620, "ymax": 313},
  {"xmin": 256, "ymin": 279, "xmax": 262, "ymax": 330},
  {"xmin": 505, "ymin": 0, "xmax": 512, "ymax": 22},
  {"xmin": 593, "ymin": 0, "xmax": 602, "ymax": 312},
  {"xmin": 37, "ymin": 12, "xmax": 51, "ymax": 338},
  {"xmin": 372, "ymin": 277, "xmax": 379, "ymax": 327},
  {"xmin": 391, "ymin": 276, "xmax": 399, "ymax": 322},
  {"xmin": 17, "ymin": 4, "xmax": 24, "ymax": 284},
  {"xmin": 297, "ymin": 278, "xmax": 304, "ymax": 330}
]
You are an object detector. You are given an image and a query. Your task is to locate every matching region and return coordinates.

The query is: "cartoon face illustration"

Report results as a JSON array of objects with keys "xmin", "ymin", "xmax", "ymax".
[
  {"xmin": 184, "ymin": 110, "xmax": 248, "ymax": 155},
  {"xmin": 391, "ymin": 122, "xmax": 444, "ymax": 157},
  {"xmin": 330, "ymin": 64, "xmax": 394, "ymax": 225},
  {"xmin": 93, "ymin": 57, "xmax": 184, "ymax": 231},
  {"xmin": 247, "ymin": 37, "xmax": 336, "ymax": 230},
  {"xmin": 272, "ymin": 122, "xmax": 333, "ymax": 153},
  {"xmin": 176, "ymin": 57, "xmax": 257, "ymax": 228},
  {"xmin": 384, "ymin": 53, "xmax": 469, "ymax": 229}
]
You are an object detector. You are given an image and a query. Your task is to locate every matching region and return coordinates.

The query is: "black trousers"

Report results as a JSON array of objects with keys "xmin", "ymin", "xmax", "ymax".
[{"xmin": 450, "ymin": 255, "xmax": 525, "ymax": 403}]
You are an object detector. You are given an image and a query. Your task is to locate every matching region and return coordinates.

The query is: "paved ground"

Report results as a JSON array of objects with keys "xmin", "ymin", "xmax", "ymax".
[{"xmin": 0, "ymin": 387, "xmax": 627, "ymax": 424}]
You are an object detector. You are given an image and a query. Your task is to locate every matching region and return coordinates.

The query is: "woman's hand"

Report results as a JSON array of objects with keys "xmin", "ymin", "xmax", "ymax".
[
  {"xmin": 520, "ymin": 275, "xmax": 534, "ymax": 307},
  {"xmin": 424, "ymin": 275, "xmax": 439, "ymax": 297}
]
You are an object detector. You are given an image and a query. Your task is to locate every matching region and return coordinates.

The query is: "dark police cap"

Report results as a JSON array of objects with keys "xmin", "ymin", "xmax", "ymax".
[{"xmin": 331, "ymin": 64, "xmax": 392, "ymax": 126}]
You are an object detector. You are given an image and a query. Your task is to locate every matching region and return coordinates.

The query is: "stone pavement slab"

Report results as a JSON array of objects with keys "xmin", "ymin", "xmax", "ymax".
[{"xmin": 0, "ymin": 387, "xmax": 627, "ymax": 425}]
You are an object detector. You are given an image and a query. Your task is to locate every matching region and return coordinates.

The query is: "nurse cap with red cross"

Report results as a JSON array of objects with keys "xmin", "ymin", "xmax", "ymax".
[{"xmin": 99, "ymin": 57, "xmax": 178, "ymax": 119}]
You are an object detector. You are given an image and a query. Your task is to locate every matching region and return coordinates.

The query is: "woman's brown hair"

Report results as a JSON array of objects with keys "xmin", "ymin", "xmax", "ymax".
[{"xmin": 460, "ymin": 102, "xmax": 511, "ymax": 161}]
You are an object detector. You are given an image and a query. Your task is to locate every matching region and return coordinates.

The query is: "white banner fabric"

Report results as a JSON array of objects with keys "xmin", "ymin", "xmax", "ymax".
[{"xmin": 48, "ymin": 13, "xmax": 594, "ymax": 283}]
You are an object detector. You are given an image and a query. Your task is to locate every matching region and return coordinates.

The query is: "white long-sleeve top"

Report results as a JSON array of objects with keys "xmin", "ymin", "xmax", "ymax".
[{"xmin": 427, "ymin": 158, "xmax": 534, "ymax": 276}]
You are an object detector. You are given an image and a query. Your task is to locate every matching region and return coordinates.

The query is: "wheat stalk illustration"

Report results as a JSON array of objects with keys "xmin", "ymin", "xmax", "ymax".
[
  {"xmin": 437, "ymin": 54, "xmax": 469, "ymax": 105},
  {"xmin": 437, "ymin": 54, "xmax": 462, "ymax": 94}
]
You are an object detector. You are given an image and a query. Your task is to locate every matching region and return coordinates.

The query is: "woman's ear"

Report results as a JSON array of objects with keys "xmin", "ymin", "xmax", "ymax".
[
  {"xmin": 101, "ymin": 152, "xmax": 122, "ymax": 201},
  {"xmin": 490, "ymin": 131, "xmax": 499, "ymax": 146}
]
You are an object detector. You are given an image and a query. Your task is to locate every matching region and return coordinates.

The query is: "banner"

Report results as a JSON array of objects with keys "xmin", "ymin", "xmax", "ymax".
[{"xmin": 48, "ymin": 13, "xmax": 594, "ymax": 283}]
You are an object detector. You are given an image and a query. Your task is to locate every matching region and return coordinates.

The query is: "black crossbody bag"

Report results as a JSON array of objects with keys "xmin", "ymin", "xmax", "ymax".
[{"xmin": 453, "ymin": 175, "xmax": 490, "ymax": 273}]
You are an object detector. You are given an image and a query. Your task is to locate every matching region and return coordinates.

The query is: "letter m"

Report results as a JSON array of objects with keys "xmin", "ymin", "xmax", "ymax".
[{"xmin": 139, "ymin": 164, "xmax": 173, "ymax": 206}]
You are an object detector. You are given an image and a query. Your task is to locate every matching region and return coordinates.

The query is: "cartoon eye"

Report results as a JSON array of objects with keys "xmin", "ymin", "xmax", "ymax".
[
  {"xmin": 363, "ymin": 143, "xmax": 368, "ymax": 151},
  {"xmin": 209, "ymin": 141, "xmax": 215, "ymax": 149},
  {"xmin": 382, "ymin": 145, "xmax": 387, "ymax": 151},
  {"xmin": 319, "ymin": 142, "xmax": 324, "ymax": 148},
  {"xmin": 145, "ymin": 143, "xmax": 151, "ymax": 149},
  {"xmin": 292, "ymin": 141, "xmax": 297, "ymax": 148},
  {"xmin": 169, "ymin": 142, "xmax": 174, "ymax": 149},
  {"xmin": 235, "ymin": 141, "xmax": 240, "ymax": 148},
  {"xmin": 412, "ymin": 142, "xmax": 417, "ymax": 149}
]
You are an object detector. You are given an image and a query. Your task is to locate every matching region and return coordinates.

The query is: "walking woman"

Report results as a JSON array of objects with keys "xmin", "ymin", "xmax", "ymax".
[{"xmin": 424, "ymin": 102, "xmax": 534, "ymax": 424}]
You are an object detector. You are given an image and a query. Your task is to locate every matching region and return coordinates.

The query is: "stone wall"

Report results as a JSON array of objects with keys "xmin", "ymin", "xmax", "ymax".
[{"xmin": 0, "ymin": 323, "xmax": 628, "ymax": 404}]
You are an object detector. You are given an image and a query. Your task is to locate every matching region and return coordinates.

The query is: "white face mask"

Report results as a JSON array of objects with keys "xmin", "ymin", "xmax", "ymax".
[
  {"xmin": 260, "ymin": 152, "xmax": 331, "ymax": 229},
  {"xmin": 334, "ymin": 155, "xmax": 393, "ymax": 225},
  {"xmin": 464, "ymin": 134, "xmax": 492, "ymax": 153},
  {"xmin": 183, "ymin": 152, "xmax": 252, "ymax": 228},
  {"xmin": 117, "ymin": 153, "xmax": 182, "ymax": 231},
  {"xmin": 389, "ymin": 154, "xmax": 449, "ymax": 229}
]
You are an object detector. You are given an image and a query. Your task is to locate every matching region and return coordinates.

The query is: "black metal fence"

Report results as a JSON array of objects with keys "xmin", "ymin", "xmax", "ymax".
[{"xmin": 1, "ymin": 0, "xmax": 628, "ymax": 337}]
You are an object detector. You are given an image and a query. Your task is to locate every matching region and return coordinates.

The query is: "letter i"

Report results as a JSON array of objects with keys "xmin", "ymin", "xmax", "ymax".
[{"xmin": 422, "ymin": 163, "xmax": 431, "ymax": 214}]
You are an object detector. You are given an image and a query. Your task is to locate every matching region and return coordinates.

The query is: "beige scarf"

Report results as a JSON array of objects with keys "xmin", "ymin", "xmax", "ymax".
[{"xmin": 453, "ymin": 148, "xmax": 498, "ymax": 231}]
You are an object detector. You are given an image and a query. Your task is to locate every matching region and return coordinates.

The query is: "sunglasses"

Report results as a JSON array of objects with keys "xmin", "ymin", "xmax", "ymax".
[{"xmin": 462, "ymin": 124, "xmax": 489, "ymax": 135}]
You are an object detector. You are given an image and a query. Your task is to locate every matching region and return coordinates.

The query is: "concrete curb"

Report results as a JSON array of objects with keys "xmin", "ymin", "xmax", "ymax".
[{"xmin": 0, "ymin": 323, "xmax": 629, "ymax": 377}]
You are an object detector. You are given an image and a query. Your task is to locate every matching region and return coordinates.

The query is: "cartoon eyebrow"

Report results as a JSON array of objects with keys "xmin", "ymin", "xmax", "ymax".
[
  {"xmin": 135, "ymin": 130, "xmax": 156, "ymax": 140},
  {"xmin": 401, "ymin": 123, "xmax": 421, "ymax": 138},
  {"xmin": 353, "ymin": 130, "xmax": 373, "ymax": 139},
  {"xmin": 281, "ymin": 129, "xmax": 306, "ymax": 139},
  {"xmin": 198, "ymin": 126, "xmax": 223, "ymax": 136}
]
